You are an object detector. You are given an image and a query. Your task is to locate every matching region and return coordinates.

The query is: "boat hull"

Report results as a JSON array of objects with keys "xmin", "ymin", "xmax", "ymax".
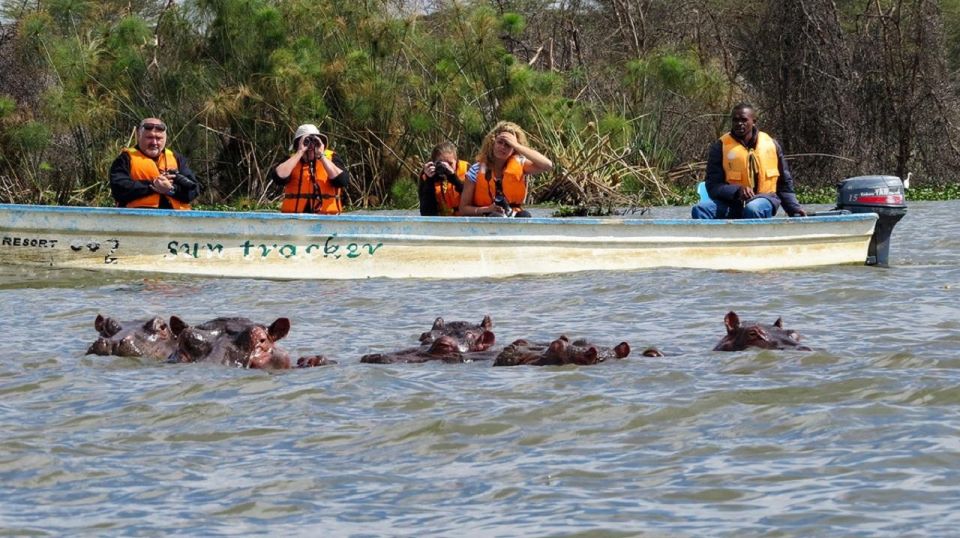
[{"xmin": 0, "ymin": 204, "xmax": 879, "ymax": 279}]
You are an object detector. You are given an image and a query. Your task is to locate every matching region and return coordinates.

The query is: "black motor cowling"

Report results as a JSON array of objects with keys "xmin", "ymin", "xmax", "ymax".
[{"xmin": 835, "ymin": 175, "xmax": 907, "ymax": 266}]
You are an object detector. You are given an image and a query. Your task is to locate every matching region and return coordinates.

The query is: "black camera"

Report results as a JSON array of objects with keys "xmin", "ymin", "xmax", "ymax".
[
  {"xmin": 164, "ymin": 169, "xmax": 197, "ymax": 189},
  {"xmin": 433, "ymin": 161, "xmax": 454, "ymax": 178},
  {"xmin": 494, "ymin": 194, "xmax": 514, "ymax": 217}
]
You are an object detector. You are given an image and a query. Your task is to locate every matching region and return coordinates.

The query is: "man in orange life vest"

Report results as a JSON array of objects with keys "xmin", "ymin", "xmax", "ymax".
[
  {"xmin": 268, "ymin": 124, "xmax": 350, "ymax": 214},
  {"xmin": 691, "ymin": 103, "xmax": 806, "ymax": 219},
  {"xmin": 109, "ymin": 118, "xmax": 201, "ymax": 209}
]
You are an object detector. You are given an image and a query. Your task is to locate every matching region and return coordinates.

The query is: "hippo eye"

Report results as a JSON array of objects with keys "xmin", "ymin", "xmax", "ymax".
[{"xmin": 749, "ymin": 328, "xmax": 769, "ymax": 341}]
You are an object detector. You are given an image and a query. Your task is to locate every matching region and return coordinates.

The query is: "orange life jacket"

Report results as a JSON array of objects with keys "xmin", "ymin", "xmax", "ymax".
[
  {"xmin": 424, "ymin": 160, "xmax": 468, "ymax": 216},
  {"xmin": 473, "ymin": 155, "xmax": 527, "ymax": 209},
  {"xmin": 123, "ymin": 148, "xmax": 190, "ymax": 209},
  {"xmin": 720, "ymin": 131, "xmax": 780, "ymax": 194},
  {"xmin": 280, "ymin": 150, "xmax": 342, "ymax": 214}
]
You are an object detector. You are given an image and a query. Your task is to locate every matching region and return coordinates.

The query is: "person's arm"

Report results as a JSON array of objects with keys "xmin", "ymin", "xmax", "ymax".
[
  {"xmin": 498, "ymin": 131, "xmax": 552, "ymax": 175},
  {"xmin": 445, "ymin": 173, "xmax": 464, "ymax": 193},
  {"xmin": 109, "ymin": 152, "xmax": 153, "ymax": 206},
  {"xmin": 273, "ymin": 140, "xmax": 308, "ymax": 182},
  {"xmin": 774, "ymin": 141, "xmax": 806, "ymax": 217},
  {"xmin": 458, "ymin": 163, "xmax": 504, "ymax": 216},
  {"xmin": 704, "ymin": 140, "xmax": 742, "ymax": 203},
  {"xmin": 326, "ymin": 152, "xmax": 350, "ymax": 189},
  {"xmin": 170, "ymin": 152, "xmax": 201, "ymax": 203}
]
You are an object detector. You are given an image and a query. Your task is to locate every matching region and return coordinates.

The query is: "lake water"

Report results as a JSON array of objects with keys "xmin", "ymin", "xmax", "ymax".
[{"xmin": 1, "ymin": 201, "xmax": 958, "ymax": 536}]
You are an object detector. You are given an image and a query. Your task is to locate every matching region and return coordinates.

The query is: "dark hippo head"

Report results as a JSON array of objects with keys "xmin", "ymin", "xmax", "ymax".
[
  {"xmin": 418, "ymin": 315, "xmax": 495, "ymax": 352},
  {"xmin": 296, "ymin": 355, "xmax": 337, "ymax": 368},
  {"xmin": 361, "ymin": 335, "xmax": 465, "ymax": 364},
  {"xmin": 493, "ymin": 338, "xmax": 545, "ymax": 367},
  {"xmin": 493, "ymin": 336, "xmax": 631, "ymax": 367},
  {"xmin": 87, "ymin": 314, "xmax": 177, "ymax": 360},
  {"xmin": 564, "ymin": 338, "xmax": 631, "ymax": 365},
  {"xmin": 713, "ymin": 311, "xmax": 812, "ymax": 352},
  {"xmin": 169, "ymin": 317, "xmax": 292, "ymax": 369}
]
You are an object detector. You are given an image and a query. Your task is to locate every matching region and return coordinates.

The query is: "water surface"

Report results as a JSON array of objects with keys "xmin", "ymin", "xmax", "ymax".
[{"xmin": 1, "ymin": 202, "xmax": 958, "ymax": 536}]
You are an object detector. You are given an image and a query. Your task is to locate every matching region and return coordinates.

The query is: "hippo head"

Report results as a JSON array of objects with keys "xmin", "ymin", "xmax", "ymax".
[
  {"xmin": 168, "ymin": 317, "xmax": 292, "ymax": 369},
  {"xmin": 169, "ymin": 315, "xmax": 215, "ymax": 363},
  {"xmin": 427, "ymin": 335, "xmax": 462, "ymax": 357},
  {"xmin": 87, "ymin": 315, "xmax": 176, "ymax": 359},
  {"xmin": 240, "ymin": 319, "xmax": 292, "ymax": 369},
  {"xmin": 492, "ymin": 338, "xmax": 541, "ymax": 367},
  {"xmin": 558, "ymin": 337, "xmax": 631, "ymax": 365},
  {"xmin": 495, "ymin": 335, "xmax": 631, "ymax": 366},
  {"xmin": 418, "ymin": 315, "xmax": 495, "ymax": 352},
  {"xmin": 714, "ymin": 311, "xmax": 812, "ymax": 352}
]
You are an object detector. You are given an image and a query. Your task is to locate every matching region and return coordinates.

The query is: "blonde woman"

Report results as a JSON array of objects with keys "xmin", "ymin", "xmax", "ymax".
[{"xmin": 459, "ymin": 121, "xmax": 552, "ymax": 217}]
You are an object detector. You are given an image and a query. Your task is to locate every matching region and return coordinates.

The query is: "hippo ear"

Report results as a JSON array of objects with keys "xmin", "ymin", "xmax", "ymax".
[
  {"xmin": 169, "ymin": 316, "xmax": 189, "ymax": 336},
  {"xmin": 642, "ymin": 347, "xmax": 664, "ymax": 357},
  {"xmin": 614, "ymin": 342, "xmax": 631, "ymax": 358},
  {"xmin": 432, "ymin": 317, "xmax": 444, "ymax": 330},
  {"xmin": 144, "ymin": 317, "xmax": 167, "ymax": 333},
  {"xmin": 579, "ymin": 347, "xmax": 599, "ymax": 365},
  {"xmin": 476, "ymin": 330, "xmax": 495, "ymax": 349},
  {"xmin": 548, "ymin": 339, "xmax": 567, "ymax": 355},
  {"xmin": 268, "ymin": 318, "xmax": 291, "ymax": 341},
  {"xmin": 774, "ymin": 317, "xmax": 784, "ymax": 329},
  {"xmin": 724, "ymin": 311, "xmax": 741, "ymax": 333},
  {"xmin": 95, "ymin": 315, "xmax": 122, "ymax": 337},
  {"xmin": 481, "ymin": 315, "xmax": 493, "ymax": 330},
  {"xmin": 557, "ymin": 334, "xmax": 570, "ymax": 343}
]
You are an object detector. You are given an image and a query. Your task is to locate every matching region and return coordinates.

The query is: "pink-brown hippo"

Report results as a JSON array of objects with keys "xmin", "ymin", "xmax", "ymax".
[
  {"xmin": 168, "ymin": 316, "xmax": 293, "ymax": 369},
  {"xmin": 493, "ymin": 335, "xmax": 647, "ymax": 366},
  {"xmin": 713, "ymin": 311, "xmax": 812, "ymax": 351},
  {"xmin": 360, "ymin": 335, "xmax": 464, "ymax": 364}
]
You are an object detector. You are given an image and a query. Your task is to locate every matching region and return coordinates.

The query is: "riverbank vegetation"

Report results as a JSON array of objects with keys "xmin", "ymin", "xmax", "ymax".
[{"xmin": 1, "ymin": 0, "xmax": 958, "ymax": 212}]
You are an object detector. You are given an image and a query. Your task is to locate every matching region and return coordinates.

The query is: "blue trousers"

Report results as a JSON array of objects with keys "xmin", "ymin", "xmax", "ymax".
[{"xmin": 691, "ymin": 197, "xmax": 775, "ymax": 219}]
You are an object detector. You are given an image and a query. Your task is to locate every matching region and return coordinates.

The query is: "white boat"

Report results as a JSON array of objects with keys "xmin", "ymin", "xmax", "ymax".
[{"xmin": 0, "ymin": 203, "xmax": 887, "ymax": 280}]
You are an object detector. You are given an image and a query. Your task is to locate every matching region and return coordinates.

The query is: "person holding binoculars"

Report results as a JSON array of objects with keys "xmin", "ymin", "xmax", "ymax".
[
  {"xmin": 109, "ymin": 117, "xmax": 201, "ymax": 209},
  {"xmin": 269, "ymin": 123, "xmax": 350, "ymax": 214},
  {"xmin": 459, "ymin": 121, "xmax": 552, "ymax": 218},
  {"xmin": 418, "ymin": 141, "xmax": 468, "ymax": 216}
]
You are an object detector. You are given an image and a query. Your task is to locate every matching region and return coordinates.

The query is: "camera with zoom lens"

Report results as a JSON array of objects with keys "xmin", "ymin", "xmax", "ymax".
[
  {"xmin": 164, "ymin": 169, "xmax": 196, "ymax": 188},
  {"xmin": 433, "ymin": 161, "xmax": 454, "ymax": 179},
  {"xmin": 494, "ymin": 194, "xmax": 514, "ymax": 217}
]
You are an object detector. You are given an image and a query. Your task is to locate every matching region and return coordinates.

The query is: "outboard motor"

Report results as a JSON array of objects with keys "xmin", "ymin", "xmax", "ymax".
[{"xmin": 835, "ymin": 175, "xmax": 907, "ymax": 266}]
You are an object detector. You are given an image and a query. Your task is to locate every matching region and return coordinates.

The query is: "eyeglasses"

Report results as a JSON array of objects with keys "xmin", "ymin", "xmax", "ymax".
[{"xmin": 140, "ymin": 123, "xmax": 166, "ymax": 132}]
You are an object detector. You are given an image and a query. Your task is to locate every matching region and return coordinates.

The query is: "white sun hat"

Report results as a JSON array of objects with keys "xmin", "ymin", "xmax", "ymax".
[{"xmin": 290, "ymin": 123, "xmax": 322, "ymax": 150}]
